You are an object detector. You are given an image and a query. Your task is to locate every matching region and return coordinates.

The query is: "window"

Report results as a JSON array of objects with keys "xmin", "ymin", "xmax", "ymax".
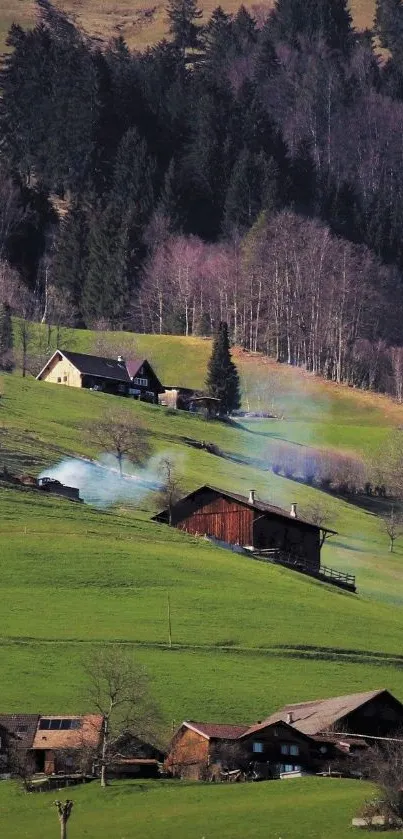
[
  {"xmin": 280, "ymin": 743, "xmax": 299, "ymax": 756},
  {"xmin": 133, "ymin": 377, "xmax": 148, "ymax": 387},
  {"xmin": 281, "ymin": 763, "xmax": 301, "ymax": 774},
  {"xmin": 252, "ymin": 742, "xmax": 264, "ymax": 753},
  {"xmin": 63, "ymin": 375, "xmax": 67, "ymax": 382},
  {"xmin": 57, "ymin": 377, "xmax": 61, "ymax": 383}
]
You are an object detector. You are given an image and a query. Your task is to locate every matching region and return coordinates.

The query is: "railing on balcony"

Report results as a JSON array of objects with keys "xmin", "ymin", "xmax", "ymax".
[{"xmin": 251, "ymin": 549, "xmax": 356, "ymax": 592}]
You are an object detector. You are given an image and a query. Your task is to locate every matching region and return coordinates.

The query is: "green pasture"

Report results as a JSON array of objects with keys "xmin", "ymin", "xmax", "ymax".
[
  {"xmin": 1, "ymin": 326, "xmax": 403, "ymax": 835},
  {"xmin": 0, "ymin": 777, "xmax": 385, "ymax": 839}
]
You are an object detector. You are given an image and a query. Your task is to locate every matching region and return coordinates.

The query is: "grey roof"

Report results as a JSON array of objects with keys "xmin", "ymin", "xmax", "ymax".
[
  {"xmin": 242, "ymin": 690, "xmax": 388, "ymax": 738},
  {"xmin": 154, "ymin": 484, "xmax": 336, "ymax": 532},
  {"xmin": 60, "ymin": 351, "xmax": 131, "ymax": 382},
  {"xmin": 0, "ymin": 714, "xmax": 40, "ymax": 749}
]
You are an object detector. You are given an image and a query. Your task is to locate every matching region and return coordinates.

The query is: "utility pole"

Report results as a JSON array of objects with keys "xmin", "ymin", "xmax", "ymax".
[
  {"xmin": 167, "ymin": 593, "xmax": 172, "ymax": 648},
  {"xmin": 54, "ymin": 800, "xmax": 74, "ymax": 839}
]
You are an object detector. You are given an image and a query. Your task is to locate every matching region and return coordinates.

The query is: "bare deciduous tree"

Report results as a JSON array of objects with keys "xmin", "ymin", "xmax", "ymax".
[
  {"xmin": 354, "ymin": 737, "xmax": 403, "ymax": 825},
  {"xmin": 380, "ymin": 505, "xmax": 403, "ymax": 553},
  {"xmin": 87, "ymin": 408, "xmax": 151, "ymax": 477},
  {"xmin": 155, "ymin": 456, "xmax": 184, "ymax": 525},
  {"xmin": 54, "ymin": 800, "xmax": 74, "ymax": 839},
  {"xmin": 85, "ymin": 647, "xmax": 162, "ymax": 788},
  {"xmin": 301, "ymin": 502, "xmax": 334, "ymax": 547}
]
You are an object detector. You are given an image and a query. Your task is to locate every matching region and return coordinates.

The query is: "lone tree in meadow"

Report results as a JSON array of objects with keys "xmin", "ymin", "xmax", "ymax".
[
  {"xmin": 54, "ymin": 800, "xmax": 74, "ymax": 839},
  {"xmin": 156, "ymin": 455, "xmax": 184, "ymax": 525},
  {"xmin": 380, "ymin": 505, "xmax": 403, "ymax": 553},
  {"xmin": 85, "ymin": 647, "xmax": 163, "ymax": 788},
  {"xmin": 0, "ymin": 303, "xmax": 14, "ymax": 371},
  {"xmin": 206, "ymin": 321, "xmax": 241, "ymax": 416},
  {"xmin": 87, "ymin": 407, "xmax": 151, "ymax": 476}
]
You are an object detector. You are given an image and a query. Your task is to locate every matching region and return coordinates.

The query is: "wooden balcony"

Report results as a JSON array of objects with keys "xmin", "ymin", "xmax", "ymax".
[{"xmin": 251, "ymin": 549, "xmax": 356, "ymax": 593}]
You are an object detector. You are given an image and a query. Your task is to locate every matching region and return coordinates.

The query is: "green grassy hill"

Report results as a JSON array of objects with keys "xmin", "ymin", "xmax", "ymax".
[
  {"xmin": 0, "ymin": 0, "xmax": 376, "ymax": 54},
  {"xmin": 0, "ymin": 777, "xmax": 384, "ymax": 839},
  {"xmin": 2, "ymin": 327, "xmax": 403, "ymax": 836}
]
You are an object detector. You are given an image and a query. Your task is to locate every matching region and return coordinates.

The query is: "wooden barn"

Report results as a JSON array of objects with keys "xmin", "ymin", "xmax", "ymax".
[{"xmin": 153, "ymin": 485, "xmax": 335, "ymax": 573}]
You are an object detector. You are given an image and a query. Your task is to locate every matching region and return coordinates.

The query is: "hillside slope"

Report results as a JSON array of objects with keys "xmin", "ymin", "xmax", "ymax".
[{"xmin": 0, "ymin": 0, "xmax": 376, "ymax": 54}]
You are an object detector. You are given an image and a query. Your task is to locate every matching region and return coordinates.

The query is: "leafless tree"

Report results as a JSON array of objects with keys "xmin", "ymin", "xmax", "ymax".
[
  {"xmin": 353, "ymin": 737, "xmax": 403, "ymax": 824},
  {"xmin": 375, "ymin": 430, "xmax": 403, "ymax": 500},
  {"xmin": 301, "ymin": 502, "xmax": 334, "ymax": 547},
  {"xmin": 85, "ymin": 647, "xmax": 163, "ymax": 788},
  {"xmin": 380, "ymin": 506, "xmax": 403, "ymax": 553},
  {"xmin": 87, "ymin": 407, "xmax": 151, "ymax": 477},
  {"xmin": 155, "ymin": 456, "xmax": 184, "ymax": 525},
  {"xmin": 54, "ymin": 800, "xmax": 74, "ymax": 839}
]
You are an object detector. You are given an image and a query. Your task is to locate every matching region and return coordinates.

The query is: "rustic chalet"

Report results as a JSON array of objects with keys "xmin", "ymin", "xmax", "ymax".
[
  {"xmin": 165, "ymin": 690, "xmax": 403, "ymax": 781},
  {"xmin": 153, "ymin": 485, "xmax": 336, "ymax": 575},
  {"xmin": 36, "ymin": 350, "xmax": 164, "ymax": 403}
]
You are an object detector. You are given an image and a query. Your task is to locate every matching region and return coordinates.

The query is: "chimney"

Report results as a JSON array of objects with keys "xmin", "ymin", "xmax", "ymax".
[
  {"xmin": 248, "ymin": 489, "xmax": 256, "ymax": 504},
  {"xmin": 287, "ymin": 712, "xmax": 293, "ymax": 725},
  {"xmin": 290, "ymin": 502, "xmax": 297, "ymax": 518},
  {"xmin": 117, "ymin": 354, "xmax": 124, "ymax": 363}
]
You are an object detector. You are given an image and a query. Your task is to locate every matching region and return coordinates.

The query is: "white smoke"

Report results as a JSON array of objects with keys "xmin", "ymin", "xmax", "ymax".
[{"xmin": 38, "ymin": 453, "xmax": 167, "ymax": 508}]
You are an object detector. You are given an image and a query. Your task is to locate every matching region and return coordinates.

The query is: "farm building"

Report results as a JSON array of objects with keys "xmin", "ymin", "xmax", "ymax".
[
  {"xmin": 165, "ymin": 689, "xmax": 403, "ymax": 780},
  {"xmin": 31, "ymin": 715, "xmax": 103, "ymax": 774},
  {"xmin": 153, "ymin": 485, "xmax": 335, "ymax": 574},
  {"xmin": 36, "ymin": 350, "xmax": 164, "ymax": 402},
  {"xmin": 0, "ymin": 714, "xmax": 165, "ymax": 780}
]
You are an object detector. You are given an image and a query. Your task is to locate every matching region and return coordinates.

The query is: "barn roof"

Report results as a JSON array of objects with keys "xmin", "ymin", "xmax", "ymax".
[
  {"xmin": 183, "ymin": 721, "xmax": 249, "ymax": 740},
  {"xmin": 153, "ymin": 484, "xmax": 336, "ymax": 532},
  {"xmin": 242, "ymin": 690, "xmax": 390, "ymax": 738},
  {"xmin": 32, "ymin": 715, "xmax": 103, "ymax": 750},
  {"xmin": 0, "ymin": 714, "xmax": 40, "ymax": 749}
]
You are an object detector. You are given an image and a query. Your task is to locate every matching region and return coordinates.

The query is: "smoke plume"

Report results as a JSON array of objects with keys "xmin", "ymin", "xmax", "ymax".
[{"xmin": 38, "ymin": 453, "xmax": 167, "ymax": 507}]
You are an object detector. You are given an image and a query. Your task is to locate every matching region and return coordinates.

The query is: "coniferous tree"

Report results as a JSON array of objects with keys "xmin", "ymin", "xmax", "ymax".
[
  {"xmin": 206, "ymin": 321, "xmax": 241, "ymax": 415},
  {"xmin": 82, "ymin": 204, "xmax": 129, "ymax": 326},
  {"xmin": 166, "ymin": 0, "xmax": 203, "ymax": 52},
  {"xmin": 269, "ymin": 0, "xmax": 353, "ymax": 52},
  {"xmin": 376, "ymin": 0, "xmax": 403, "ymax": 68},
  {"xmin": 224, "ymin": 149, "xmax": 279, "ymax": 233},
  {"xmin": 0, "ymin": 303, "xmax": 14, "ymax": 371},
  {"xmin": 52, "ymin": 203, "xmax": 88, "ymax": 316}
]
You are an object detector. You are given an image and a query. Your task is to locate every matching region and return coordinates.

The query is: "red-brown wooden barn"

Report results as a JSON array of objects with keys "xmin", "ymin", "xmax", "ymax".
[{"xmin": 153, "ymin": 485, "xmax": 336, "ymax": 573}]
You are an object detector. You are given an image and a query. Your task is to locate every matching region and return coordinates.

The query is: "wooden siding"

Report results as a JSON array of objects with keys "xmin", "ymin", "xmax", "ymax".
[
  {"xmin": 165, "ymin": 727, "xmax": 210, "ymax": 779},
  {"xmin": 170, "ymin": 488, "xmax": 321, "ymax": 570},
  {"xmin": 39, "ymin": 355, "xmax": 82, "ymax": 387},
  {"xmin": 178, "ymin": 495, "xmax": 254, "ymax": 545},
  {"xmin": 253, "ymin": 516, "xmax": 320, "ymax": 571},
  {"xmin": 339, "ymin": 694, "xmax": 403, "ymax": 738}
]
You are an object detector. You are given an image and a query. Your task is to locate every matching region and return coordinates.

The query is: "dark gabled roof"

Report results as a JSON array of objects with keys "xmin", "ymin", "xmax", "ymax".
[
  {"xmin": 183, "ymin": 721, "xmax": 249, "ymax": 740},
  {"xmin": 36, "ymin": 351, "xmax": 164, "ymax": 390},
  {"xmin": 242, "ymin": 690, "xmax": 389, "ymax": 738},
  {"xmin": 153, "ymin": 484, "xmax": 336, "ymax": 533},
  {"xmin": 240, "ymin": 719, "xmax": 317, "ymax": 744},
  {"xmin": 0, "ymin": 715, "xmax": 40, "ymax": 749},
  {"xmin": 60, "ymin": 351, "xmax": 131, "ymax": 382}
]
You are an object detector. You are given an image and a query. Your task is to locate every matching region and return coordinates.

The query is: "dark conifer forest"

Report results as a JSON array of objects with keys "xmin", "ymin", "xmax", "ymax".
[{"xmin": 2, "ymin": 0, "xmax": 403, "ymax": 394}]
